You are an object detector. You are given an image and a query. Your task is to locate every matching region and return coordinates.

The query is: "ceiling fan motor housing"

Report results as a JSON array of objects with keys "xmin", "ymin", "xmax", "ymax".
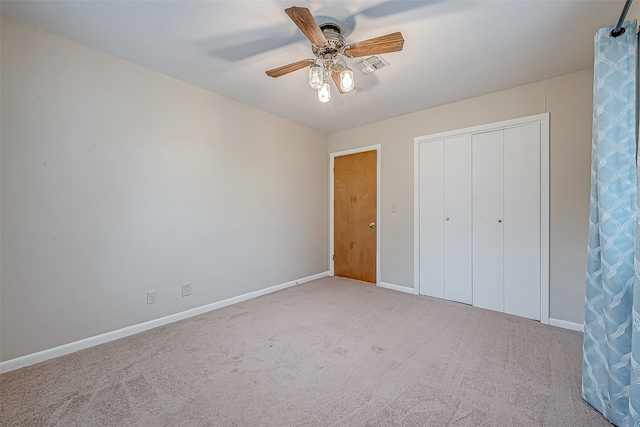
[{"xmin": 312, "ymin": 23, "xmax": 346, "ymax": 59}]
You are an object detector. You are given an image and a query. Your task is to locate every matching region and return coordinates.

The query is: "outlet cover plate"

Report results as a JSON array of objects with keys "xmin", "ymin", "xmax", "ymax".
[
  {"xmin": 182, "ymin": 283, "xmax": 192, "ymax": 297},
  {"xmin": 147, "ymin": 290, "xmax": 157, "ymax": 304}
]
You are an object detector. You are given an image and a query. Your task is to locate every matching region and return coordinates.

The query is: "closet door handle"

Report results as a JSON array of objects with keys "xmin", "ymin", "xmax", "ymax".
[
  {"xmin": 445, "ymin": 217, "xmax": 450, "ymax": 221},
  {"xmin": 498, "ymin": 219, "xmax": 502, "ymax": 223}
]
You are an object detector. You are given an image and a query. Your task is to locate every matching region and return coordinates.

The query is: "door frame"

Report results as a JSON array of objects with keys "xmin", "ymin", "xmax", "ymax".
[
  {"xmin": 330, "ymin": 145, "xmax": 381, "ymax": 286},
  {"xmin": 413, "ymin": 113, "xmax": 550, "ymax": 324}
]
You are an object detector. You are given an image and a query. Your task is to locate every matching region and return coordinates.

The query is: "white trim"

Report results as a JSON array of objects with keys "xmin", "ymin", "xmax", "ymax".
[
  {"xmin": 413, "ymin": 113, "xmax": 550, "ymax": 323},
  {"xmin": 379, "ymin": 282, "xmax": 419, "ymax": 295},
  {"xmin": 413, "ymin": 138, "xmax": 421, "ymax": 294},
  {"xmin": 376, "ymin": 148, "xmax": 381, "ymax": 287},
  {"xmin": 549, "ymin": 318, "xmax": 584, "ymax": 332},
  {"xmin": 294, "ymin": 271, "xmax": 329, "ymax": 285},
  {"xmin": 329, "ymin": 145, "xmax": 381, "ymax": 286},
  {"xmin": 539, "ymin": 114, "xmax": 550, "ymax": 324},
  {"xmin": 414, "ymin": 113, "xmax": 550, "ymax": 144},
  {"xmin": 0, "ymin": 271, "xmax": 330, "ymax": 373}
]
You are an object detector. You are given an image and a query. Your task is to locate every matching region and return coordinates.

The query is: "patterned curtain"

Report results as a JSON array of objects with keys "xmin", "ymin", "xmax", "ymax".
[{"xmin": 583, "ymin": 20, "xmax": 639, "ymax": 427}]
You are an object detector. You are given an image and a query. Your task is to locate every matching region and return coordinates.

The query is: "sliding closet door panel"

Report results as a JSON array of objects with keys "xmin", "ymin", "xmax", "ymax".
[
  {"xmin": 504, "ymin": 124, "xmax": 541, "ymax": 320},
  {"xmin": 444, "ymin": 135, "xmax": 473, "ymax": 304},
  {"xmin": 419, "ymin": 140, "xmax": 445, "ymax": 298},
  {"xmin": 472, "ymin": 131, "xmax": 504, "ymax": 313}
]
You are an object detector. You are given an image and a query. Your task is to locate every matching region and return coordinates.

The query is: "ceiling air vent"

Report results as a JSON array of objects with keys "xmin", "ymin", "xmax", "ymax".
[{"xmin": 353, "ymin": 55, "xmax": 389, "ymax": 75}]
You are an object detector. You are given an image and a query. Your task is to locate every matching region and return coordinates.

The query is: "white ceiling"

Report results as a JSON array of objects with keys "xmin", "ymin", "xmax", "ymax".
[{"xmin": 1, "ymin": 0, "xmax": 628, "ymax": 133}]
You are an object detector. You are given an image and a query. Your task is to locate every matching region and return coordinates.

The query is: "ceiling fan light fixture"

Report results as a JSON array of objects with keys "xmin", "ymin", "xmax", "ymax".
[
  {"xmin": 318, "ymin": 82, "xmax": 331, "ymax": 103},
  {"xmin": 267, "ymin": 7, "xmax": 405, "ymax": 103},
  {"xmin": 339, "ymin": 65, "xmax": 355, "ymax": 92},
  {"xmin": 308, "ymin": 63, "xmax": 323, "ymax": 89}
]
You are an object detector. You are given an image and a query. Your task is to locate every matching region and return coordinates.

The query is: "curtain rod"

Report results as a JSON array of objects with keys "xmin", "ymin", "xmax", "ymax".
[{"xmin": 610, "ymin": 0, "xmax": 634, "ymax": 37}]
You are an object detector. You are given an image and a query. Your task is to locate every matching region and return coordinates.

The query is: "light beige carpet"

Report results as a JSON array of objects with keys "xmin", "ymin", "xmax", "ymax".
[{"xmin": 1, "ymin": 276, "xmax": 610, "ymax": 426}]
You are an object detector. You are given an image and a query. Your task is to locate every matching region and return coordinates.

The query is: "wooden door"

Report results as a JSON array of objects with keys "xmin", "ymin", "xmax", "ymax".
[
  {"xmin": 334, "ymin": 150, "xmax": 377, "ymax": 283},
  {"xmin": 472, "ymin": 130, "xmax": 505, "ymax": 313}
]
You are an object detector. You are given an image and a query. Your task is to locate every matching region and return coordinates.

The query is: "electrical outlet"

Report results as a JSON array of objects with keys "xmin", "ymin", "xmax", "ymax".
[
  {"xmin": 182, "ymin": 282, "xmax": 192, "ymax": 297},
  {"xmin": 147, "ymin": 290, "xmax": 157, "ymax": 304}
]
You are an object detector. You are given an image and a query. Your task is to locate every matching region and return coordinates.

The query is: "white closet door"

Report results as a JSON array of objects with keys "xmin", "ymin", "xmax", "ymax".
[
  {"xmin": 472, "ymin": 131, "xmax": 504, "ymax": 313},
  {"xmin": 419, "ymin": 140, "xmax": 445, "ymax": 298},
  {"xmin": 444, "ymin": 135, "xmax": 472, "ymax": 304},
  {"xmin": 504, "ymin": 124, "xmax": 541, "ymax": 320}
]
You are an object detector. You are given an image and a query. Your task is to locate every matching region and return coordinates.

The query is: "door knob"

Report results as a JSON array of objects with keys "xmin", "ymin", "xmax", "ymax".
[
  {"xmin": 445, "ymin": 217, "xmax": 450, "ymax": 221},
  {"xmin": 369, "ymin": 222, "xmax": 376, "ymax": 228},
  {"xmin": 498, "ymin": 219, "xmax": 502, "ymax": 223}
]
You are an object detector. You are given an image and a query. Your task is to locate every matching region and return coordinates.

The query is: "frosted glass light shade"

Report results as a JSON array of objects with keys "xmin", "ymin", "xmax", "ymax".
[
  {"xmin": 318, "ymin": 83, "xmax": 331, "ymax": 102},
  {"xmin": 308, "ymin": 64, "xmax": 323, "ymax": 89},
  {"xmin": 339, "ymin": 67, "xmax": 355, "ymax": 92}
]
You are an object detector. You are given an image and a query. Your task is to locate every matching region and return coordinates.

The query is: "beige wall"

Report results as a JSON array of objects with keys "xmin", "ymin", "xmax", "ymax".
[
  {"xmin": 1, "ymin": 17, "xmax": 328, "ymax": 362},
  {"xmin": 631, "ymin": 2, "xmax": 640, "ymax": 24},
  {"xmin": 328, "ymin": 70, "xmax": 594, "ymax": 324},
  {"xmin": 546, "ymin": 70, "xmax": 593, "ymax": 323}
]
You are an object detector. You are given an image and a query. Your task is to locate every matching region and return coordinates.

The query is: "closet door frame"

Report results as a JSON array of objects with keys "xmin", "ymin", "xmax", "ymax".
[{"xmin": 413, "ymin": 113, "xmax": 550, "ymax": 324}]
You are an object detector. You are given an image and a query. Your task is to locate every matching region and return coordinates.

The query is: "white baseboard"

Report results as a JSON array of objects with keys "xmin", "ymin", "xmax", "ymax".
[
  {"xmin": 0, "ymin": 271, "xmax": 330, "ymax": 373},
  {"xmin": 379, "ymin": 281, "xmax": 418, "ymax": 295},
  {"xmin": 295, "ymin": 271, "xmax": 328, "ymax": 285},
  {"xmin": 548, "ymin": 317, "xmax": 584, "ymax": 332}
]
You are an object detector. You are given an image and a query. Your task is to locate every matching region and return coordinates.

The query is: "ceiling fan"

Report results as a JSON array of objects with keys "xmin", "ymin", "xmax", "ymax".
[{"xmin": 266, "ymin": 6, "xmax": 405, "ymax": 103}]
